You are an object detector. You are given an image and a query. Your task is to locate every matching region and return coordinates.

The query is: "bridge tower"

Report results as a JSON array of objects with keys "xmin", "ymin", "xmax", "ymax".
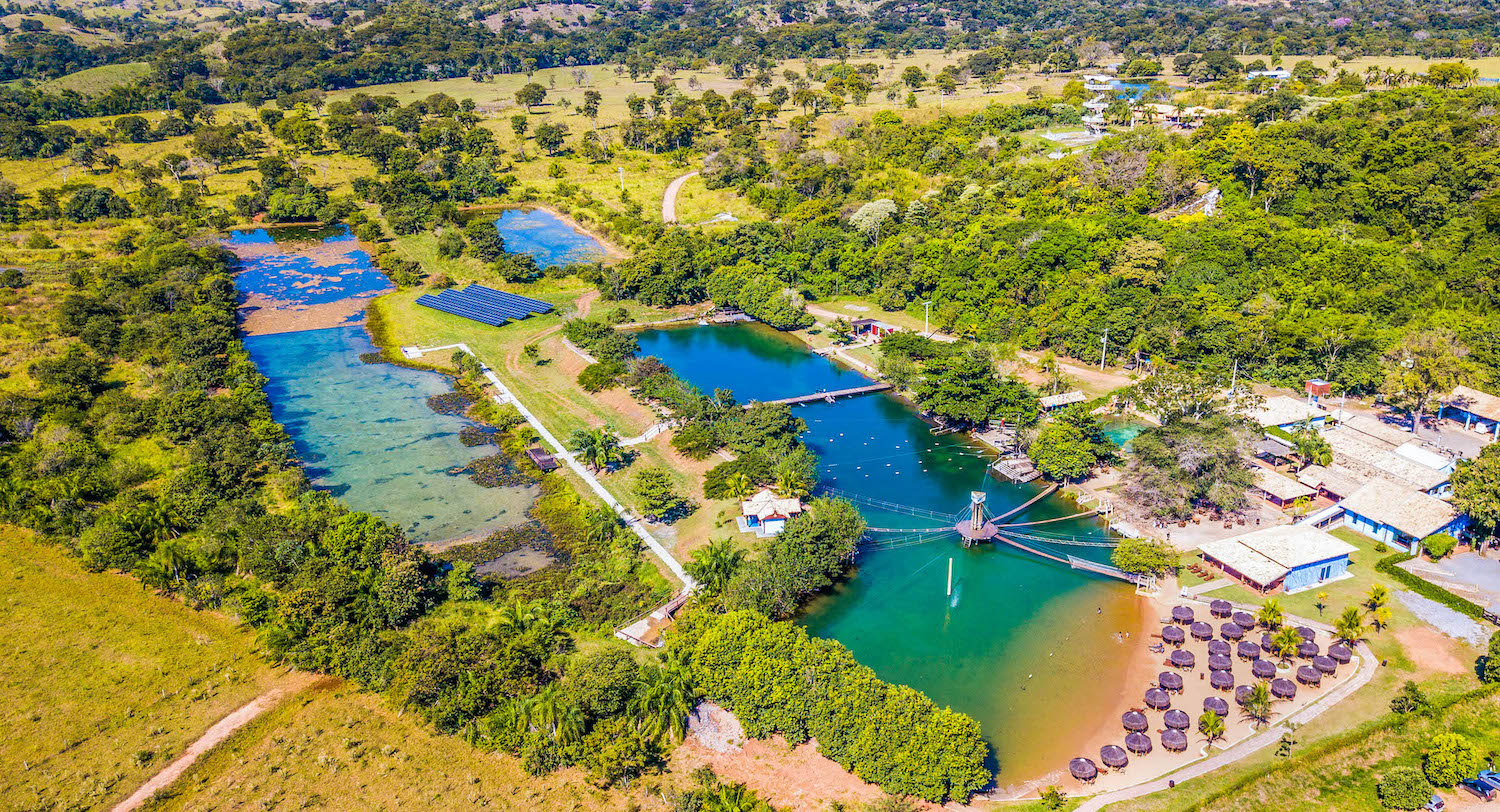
[
  {"xmin": 969, "ymin": 491, "xmax": 986, "ymax": 531},
  {"xmin": 958, "ymin": 491, "xmax": 996, "ymax": 548}
]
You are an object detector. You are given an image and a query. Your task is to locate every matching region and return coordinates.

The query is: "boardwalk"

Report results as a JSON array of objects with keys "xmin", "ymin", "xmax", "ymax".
[{"xmin": 751, "ymin": 382, "xmax": 891, "ymax": 407}]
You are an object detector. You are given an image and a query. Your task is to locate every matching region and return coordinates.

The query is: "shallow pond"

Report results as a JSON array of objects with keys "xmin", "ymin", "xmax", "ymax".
[
  {"xmin": 637, "ymin": 322, "xmax": 1147, "ymax": 784},
  {"xmin": 493, "ymin": 208, "xmax": 610, "ymax": 268},
  {"xmin": 230, "ymin": 226, "xmax": 535, "ymax": 545}
]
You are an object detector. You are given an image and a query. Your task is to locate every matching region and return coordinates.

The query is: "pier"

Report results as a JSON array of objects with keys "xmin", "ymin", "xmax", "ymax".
[
  {"xmin": 991, "ymin": 455, "xmax": 1041, "ymax": 483},
  {"xmin": 749, "ymin": 382, "xmax": 892, "ymax": 407}
]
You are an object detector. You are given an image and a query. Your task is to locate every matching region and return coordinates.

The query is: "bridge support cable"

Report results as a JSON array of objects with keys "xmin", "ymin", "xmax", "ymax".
[
  {"xmin": 821, "ymin": 488, "xmax": 959, "ymax": 522},
  {"xmin": 986, "ymin": 483, "xmax": 1059, "ymax": 523},
  {"xmin": 994, "ymin": 508, "xmax": 1104, "ymax": 529}
]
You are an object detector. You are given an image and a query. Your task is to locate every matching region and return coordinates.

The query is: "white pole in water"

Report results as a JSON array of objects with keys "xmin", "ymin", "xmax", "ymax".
[{"xmin": 947, "ymin": 558, "xmax": 953, "ymax": 596}]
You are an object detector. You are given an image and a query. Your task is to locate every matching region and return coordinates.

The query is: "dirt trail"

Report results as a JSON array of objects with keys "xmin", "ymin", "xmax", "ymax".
[
  {"xmin": 662, "ymin": 170, "xmax": 699, "ymax": 223},
  {"xmin": 111, "ymin": 671, "xmax": 318, "ymax": 812}
]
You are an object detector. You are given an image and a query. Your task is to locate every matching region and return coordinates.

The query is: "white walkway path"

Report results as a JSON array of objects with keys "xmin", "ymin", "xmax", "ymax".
[{"xmin": 403, "ymin": 343, "xmax": 692, "ymax": 587}]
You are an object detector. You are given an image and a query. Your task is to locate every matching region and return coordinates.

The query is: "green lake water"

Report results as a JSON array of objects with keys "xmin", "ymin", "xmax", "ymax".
[{"xmin": 636, "ymin": 323, "xmax": 1148, "ymax": 786}]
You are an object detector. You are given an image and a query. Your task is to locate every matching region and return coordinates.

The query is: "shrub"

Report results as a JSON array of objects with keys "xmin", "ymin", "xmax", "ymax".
[
  {"xmin": 578, "ymin": 361, "xmax": 623, "ymax": 392},
  {"xmin": 1422, "ymin": 533, "xmax": 1457, "ymax": 559},
  {"xmin": 1485, "ymin": 631, "xmax": 1500, "ymax": 684},
  {"xmin": 1377, "ymin": 766, "xmax": 1432, "ymax": 810},
  {"xmin": 1423, "ymin": 731, "xmax": 1482, "ymax": 786}
]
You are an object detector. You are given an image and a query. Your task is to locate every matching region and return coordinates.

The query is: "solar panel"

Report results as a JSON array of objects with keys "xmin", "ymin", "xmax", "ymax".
[
  {"xmin": 416, "ymin": 293, "xmax": 509, "ymax": 326},
  {"xmin": 451, "ymin": 289, "xmax": 535, "ymax": 319},
  {"xmin": 466, "ymin": 284, "xmax": 553, "ymax": 314},
  {"xmin": 415, "ymin": 285, "xmax": 554, "ymax": 328}
]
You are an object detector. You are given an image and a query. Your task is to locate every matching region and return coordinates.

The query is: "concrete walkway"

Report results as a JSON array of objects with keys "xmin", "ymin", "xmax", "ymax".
[
  {"xmin": 620, "ymin": 420, "xmax": 676, "ymax": 447},
  {"xmin": 403, "ymin": 342, "xmax": 692, "ymax": 587},
  {"xmin": 662, "ymin": 170, "xmax": 699, "ymax": 224}
]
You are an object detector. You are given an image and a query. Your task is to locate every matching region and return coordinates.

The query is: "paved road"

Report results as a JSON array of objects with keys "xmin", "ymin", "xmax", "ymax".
[{"xmin": 662, "ymin": 170, "xmax": 699, "ymax": 224}]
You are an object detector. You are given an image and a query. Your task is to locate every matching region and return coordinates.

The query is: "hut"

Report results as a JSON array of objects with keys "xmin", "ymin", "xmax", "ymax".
[
  {"xmin": 1163, "ymin": 710, "xmax": 1190, "ymax": 730},
  {"xmin": 1297, "ymin": 665, "xmax": 1322, "ymax": 686},
  {"xmin": 1208, "ymin": 639, "xmax": 1231, "ymax": 657},
  {"xmin": 1162, "ymin": 625, "xmax": 1186, "ymax": 646},
  {"xmin": 1297, "ymin": 626, "xmax": 1317, "ymax": 642},
  {"xmin": 1100, "ymin": 745, "xmax": 1129, "ymax": 771},
  {"xmin": 1125, "ymin": 732, "xmax": 1153, "ymax": 754},
  {"xmin": 1297, "ymin": 641, "xmax": 1320, "ymax": 659},
  {"xmin": 1145, "ymin": 688, "xmax": 1172, "ymax": 710},
  {"xmin": 1210, "ymin": 599, "xmax": 1233, "ymax": 618},
  {"xmin": 1237, "ymin": 641, "xmax": 1261, "ymax": 661},
  {"xmin": 1209, "ymin": 654, "xmax": 1233, "ymax": 672},
  {"xmin": 1162, "ymin": 729, "xmax": 1189, "ymax": 752},
  {"xmin": 1220, "ymin": 622, "xmax": 1245, "ymax": 641},
  {"xmin": 1252, "ymin": 659, "xmax": 1277, "ymax": 679},
  {"xmin": 1232, "ymin": 611, "xmax": 1256, "ymax": 628},
  {"xmin": 1069, "ymin": 757, "xmax": 1098, "ymax": 783},
  {"xmin": 1313, "ymin": 655, "xmax": 1338, "ymax": 675},
  {"xmin": 1190, "ymin": 621, "xmax": 1214, "ymax": 641},
  {"xmin": 1158, "ymin": 671, "xmax": 1184, "ymax": 693},
  {"xmin": 1272, "ymin": 678, "xmax": 1298, "ymax": 699},
  {"xmin": 1328, "ymin": 644, "xmax": 1353, "ymax": 664},
  {"xmin": 1172, "ymin": 606, "xmax": 1195, "ymax": 624},
  {"xmin": 1170, "ymin": 649, "xmax": 1196, "ymax": 670},
  {"xmin": 1235, "ymin": 685, "xmax": 1254, "ymax": 706},
  {"xmin": 1122, "ymin": 710, "xmax": 1149, "ymax": 732},
  {"xmin": 1260, "ymin": 632, "xmax": 1275, "ymax": 653},
  {"xmin": 1210, "ymin": 670, "xmax": 1235, "ymax": 691},
  {"xmin": 1204, "ymin": 696, "xmax": 1230, "ymax": 717}
]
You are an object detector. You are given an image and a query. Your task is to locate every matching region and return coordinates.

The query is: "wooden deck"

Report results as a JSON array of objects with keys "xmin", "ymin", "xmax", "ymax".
[
  {"xmin": 751, "ymin": 382, "xmax": 892, "ymax": 407},
  {"xmin": 991, "ymin": 456, "xmax": 1041, "ymax": 483}
]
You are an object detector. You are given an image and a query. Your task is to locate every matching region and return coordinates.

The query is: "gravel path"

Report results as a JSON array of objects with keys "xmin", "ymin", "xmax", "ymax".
[
  {"xmin": 662, "ymin": 170, "xmax": 699, "ymax": 223},
  {"xmin": 1397, "ymin": 589, "xmax": 1491, "ymax": 647}
]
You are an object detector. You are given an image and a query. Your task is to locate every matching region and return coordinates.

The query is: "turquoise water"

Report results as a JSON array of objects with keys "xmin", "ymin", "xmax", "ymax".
[
  {"xmin": 1104, "ymin": 419, "xmax": 1146, "ymax": 451},
  {"xmin": 229, "ymin": 226, "xmax": 388, "ymax": 310},
  {"xmin": 494, "ymin": 208, "xmax": 609, "ymax": 267},
  {"xmin": 230, "ymin": 228, "xmax": 535, "ymax": 545},
  {"xmin": 636, "ymin": 322, "xmax": 1146, "ymax": 782}
]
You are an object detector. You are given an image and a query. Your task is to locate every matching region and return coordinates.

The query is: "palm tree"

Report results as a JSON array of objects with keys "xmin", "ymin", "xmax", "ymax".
[
  {"xmin": 1292, "ymin": 423, "xmax": 1332, "ymax": 470},
  {"xmin": 570, "ymin": 427, "xmax": 623, "ymax": 472},
  {"xmin": 704, "ymin": 783, "xmax": 767, "ymax": 812},
  {"xmin": 1334, "ymin": 605, "xmax": 1366, "ymax": 644},
  {"xmin": 1241, "ymin": 682, "xmax": 1273, "ymax": 728},
  {"xmin": 1271, "ymin": 626, "xmax": 1302, "ymax": 664},
  {"xmin": 1371, "ymin": 605, "xmax": 1392, "ymax": 633},
  {"xmin": 773, "ymin": 460, "xmax": 812, "ymax": 499},
  {"xmin": 685, "ymin": 538, "xmax": 746, "ymax": 594},
  {"xmin": 1365, "ymin": 65, "xmax": 1382, "ymax": 85},
  {"xmin": 1366, "ymin": 584, "xmax": 1390, "ymax": 611},
  {"xmin": 725, "ymin": 471, "xmax": 755, "ymax": 500},
  {"xmin": 630, "ymin": 661, "xmax": 700, "ymax": 742},
  {"xmin": 1315, "ymin": 590, "xmax": 1329, "ymax": 616},
  {"xmin": 1199, "ymin": 710, "xmax": 1226, "ymax": 745},
  {"xmin": 1258, "ymin": 598, "xmax": 1285, "ymax": 630},
  {"xmin": 583, "ymin": 504, "xmax": 620, "ymax": 545}
]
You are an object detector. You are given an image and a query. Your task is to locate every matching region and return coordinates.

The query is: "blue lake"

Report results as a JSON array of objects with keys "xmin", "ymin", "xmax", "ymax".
[{"xmin": 494, "ymin": 208, "xmax": 609, "ymax": 267}]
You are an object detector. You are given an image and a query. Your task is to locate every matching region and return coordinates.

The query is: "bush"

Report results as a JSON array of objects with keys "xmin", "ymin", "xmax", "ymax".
[
  {"xmin": 1485, "ymin": 631, "xmax": 1500, "ymax": 684},
  {"xmin": 1377, "ymin": 766, "xmax": 1432, "ymax": 810},
  {"xmin": 1422, "ymin": 533, "xmax": 1458, "ymax": 559},
  {"xmin": 1423, "ymin": 731, "xmax": 1482, "ymax": 787},
  {"xmin": 578, "ymin": 361, "xmax": 624, "ymax": 392}
]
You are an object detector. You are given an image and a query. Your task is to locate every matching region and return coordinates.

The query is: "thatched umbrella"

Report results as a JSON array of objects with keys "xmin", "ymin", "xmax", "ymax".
[
  {"xmin": 1260, "ymin": 632, "xmax": 1275, "ymax": 653},
  {"xmin": 1209, "ymin": 654, "xmax": 1233, "ymax": 672},
  {"xmin": 1210, "ymin": 599, "xmax": 1233, "ymax": 618},
  {"xmin": 1070, "ymin": 757, "xmax": 1098, "ymax": 783},
  {"xmin": 1208, "ymin": 639, "xmax": 1231, "ymax": 657},
  {"xmin": 1162, "ymin": 625, "xmax": 1186, "ymax": 646},
  {"xmin": 1190, "ymin": 621, "xmax": 1214, "ymax": 641},
  {"xmin": 1297, "ymin": 626, "xmax": 1317, "ymax": 642},
  {"xmin": 1204, "ymin": 696, "xmax": 1230, "ymax": 717},
  {"xmin": 1252, "ymin": 659, "xmax": 1277, "ymax": 680},
  {"xmin": 1313, "ymin": 655, "xmax": 1338, "ymax": 675},
  {"xmin": 1235, "ymin": 685, "xmax": 1254, "ymax": 706},
  {"xmin": 1297, "ymin": 665, "xmax": 1322, "ymax": 686},
  {"xmin": 1162, "ymin": 729, "xmax": 1189, "ymax": 752},
  {"xmin": 1172, "ymin": 605, "xmax": 1195, "ymax": 624},
  {"xmin": 1100, "ymin": 745, "xmax": 1129, "ymax": 770},
  {"xmin": 1237, "ymin": 641, "xmax": 1261, "ymax": 661},
  {"xmin": 1159, "ymin": 671, "xmax": 1185, "ymax": 693},
  {"xmin": 1271, "ymin": 677, "xmax": 1298, "ymax": 699},
  {"xmin": 1297, "ymin": 641, "xmax": 1320, "ymax": 660},
  {"xmin": 1125, "ymin": 732, "xmax": 1153, "ymax": 754},
  {"xmin": 1123, "ymin": 710, "xmax": 1149, "ymax": 732},
  {"xmin": 1145, "ymin": 688, "xmax": 1172, "ymax": 710},
  {"xmin": 1210, "ymin": 670, "xmax": 1235, "ymax": 691},
  {"xmin": 1220, "ymin": 622, "xmax": 1245, "ymax": 641},
  {"xmin": 1170, "ymin": 649, "xmax": 1196, "ymax": 670},
  {"xmin": 1232, "ymin": 611, "xmax": 1256, "ymax": 628},
  {"xmin": 1328, "ymin": 644, "xmax": 1353, "ymax": 664},
  {"xmin": 1163, "ymin": 709, "xmax": 1191, "ymax": 730}
]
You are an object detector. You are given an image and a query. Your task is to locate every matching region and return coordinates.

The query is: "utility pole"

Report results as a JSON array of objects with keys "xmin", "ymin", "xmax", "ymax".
[
  {"xmin": 1229, "ymin": 358, "xmax": 1239, "ymax": 396},
  {"xmin": 1099, "ymin": 327, "xmax": 1108, "ymax": 370},
  {"xmin": 618, "ymin": 166, "xmax": 624, "ymax": 192},
  {"xmin": 924, "ymin": 300, "xmax": 932, "ymax": 336}
]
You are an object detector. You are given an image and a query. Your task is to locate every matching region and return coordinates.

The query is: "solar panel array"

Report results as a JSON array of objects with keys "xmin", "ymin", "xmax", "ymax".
[{"xmin": 415, "ymin": 284, "xmax": 553, "ymax": 327}]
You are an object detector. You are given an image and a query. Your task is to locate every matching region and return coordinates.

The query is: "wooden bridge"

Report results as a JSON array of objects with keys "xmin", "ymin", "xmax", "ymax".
[{"xmin": 750, "ymin": 382, "xmax": 892, "ymax": 407}]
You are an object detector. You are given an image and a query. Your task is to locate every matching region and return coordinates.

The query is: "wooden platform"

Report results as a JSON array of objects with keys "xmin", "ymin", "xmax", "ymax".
[
  {"xmin": 991, "ymin": 456, "xmax": 1041, "ymax": 483},
  {"xmin": 751, "ymin": 382, "xmax": 892, "ymax": 407}
]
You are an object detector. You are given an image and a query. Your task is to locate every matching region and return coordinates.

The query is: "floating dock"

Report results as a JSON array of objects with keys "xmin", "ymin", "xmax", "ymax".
[{"xmin": 751, "ymin": 382, "xmax": 892, "ymax": 407}]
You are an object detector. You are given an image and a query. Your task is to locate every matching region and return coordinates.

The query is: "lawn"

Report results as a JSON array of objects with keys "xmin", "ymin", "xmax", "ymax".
[
  {"xmin": 0, "ymin": 528, "xmax": 281, "ymax": 811},
  {"xmin": 21, "ymin": 61, "xmax": 151, "ymax": 95}
]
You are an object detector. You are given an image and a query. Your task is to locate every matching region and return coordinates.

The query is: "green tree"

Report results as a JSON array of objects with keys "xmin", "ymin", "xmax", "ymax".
[
  {"xmin": 569, "ymin": 427, "xmax": 623, "ymax": 471},
  {"xmin": 900, "ymin": 66, "xmax": 927, "ymax": 89},
  {"xmin": 1424, "ymin": 731, "xmax": 1482, "ymax": 786},
  {"xmin": 1271, "ymin": 626, "xmax": 1301, "ymax": 664},
  {"xmin": 1382, "ymin": 328, "xmax": 1470, "ymax": 438},
  {"xmin": 1030, "ymin": 419, "xmax": 1099, "ymax": 480},
  {"xmin": 1378, "ymin": 766, "xmax": 1434, "ymax": 810},
  {"xmin": 1334, "ymin": 605, "xmax": 1366, "ymax": 644},
  {"xmin": 630, "ymin": 658, "xmax": 699, "ymax": 742},
  {"xmin": 633, "ymin": 467, "xmax": 690, "ymax": 519},
  {"xmin": 1390, "ymin": 680, "xmax": 1430, "ymax": 715},
  {"xmin": 1240, "ymin": 681, "xmax": 1273, "ymax": 728},
  {"xmin": 913, "ymin": 349, "xmax": 1037, "ymax": 430},
  {"xmin": 1292, "ymin": 423, "xmax": 1332, "ymax": 470},
  {"xmin": 1453, "ymin": 443, "xmax": 1500, "ymax": 531},
  {"xmin": 1485, "ymin": 631, "xmax": 1500, "ymax": 683},
  {"xmin": 1257, "ymin": 598, "xmax": 1285, "ymax": 630},
  {"xmin": 686, "ymin": 538, "xmax": 746, "ymax": 594},
  {"xmin": 1198, "ymin": 710, "xmax": 1225, "ymax": 745},
  {"xmin": 1109, "ymin": 537, "xmax": 1177, "ymax": 575},
  {"xmin": 515, "ymin": 82, "xmax": 548, "ymax": 112}
]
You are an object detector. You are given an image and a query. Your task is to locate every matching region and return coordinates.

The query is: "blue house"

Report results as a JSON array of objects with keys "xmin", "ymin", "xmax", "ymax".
[
  {"xmin": 1198, "ymin": 525, "xmax": 1358, "ymax": 594},
  {"xmin": 1338, "ymin": 478, "xmax": 1467, "ymax": 553},
  {"xmin": 1441, "ymin": 385, "xmax": 1500, "ymax": 439}
]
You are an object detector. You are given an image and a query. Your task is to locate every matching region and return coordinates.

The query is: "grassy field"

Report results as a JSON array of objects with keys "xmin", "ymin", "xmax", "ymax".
[
  {"xmin": 12, "ymin": 61, "xmax": 152, "ymax": 95},
  {"xmin": 0, "ymin": 528, "xmax": 281, "ymax": 812}
]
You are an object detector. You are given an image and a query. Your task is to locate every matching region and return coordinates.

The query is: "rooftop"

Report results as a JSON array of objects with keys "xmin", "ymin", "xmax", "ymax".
[
  {"xmin": 1039, "ymin": 390, "xmax": 1087, "ymax": 409},
  {"xmin": 1254, "ymin": 468, "xmax": 1316, "ymax": 502},
  {"xmin": 1448, "ymin": 385, "xmax": 1500, "ymax": 422},
  {"xmin": 1339, "ymin": 413, "xmax": 1414, "ymax": 449},
  {"xmin": 1339, "ymin": 478, "xmax": 1458, "ymax": 539},
  {"xmin": 1199, "ymin": 525, "xmax": 1358, "ymax": 588},
  {"xmin": 1296, "ymin": 464, "xmax": 1363, "ymax": 498},
  {"xmin": 741, "ymin": 488, "xmax": 804, "ymax": 521},
  {"xmin": 1245, "ymin": 395, "xmax": 1327, "ymax": 428},
  {"xmin": 1324, "ymin": 427, "xmax": 1449, "ymax": 491}
]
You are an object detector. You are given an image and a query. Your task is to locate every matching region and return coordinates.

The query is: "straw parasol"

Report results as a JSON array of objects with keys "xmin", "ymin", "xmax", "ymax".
[
  {"xmin": 1313, "ymin": 655, "xmax": 1338, "ymax": 675},
  {"xmin": 1297, "ymin": 641, "xmax": 1320, "ymax": 659},
  {"xmin": 1209, "ymin": 654, "xmax": 1233, "ymax": 672},
  {"xmin": 1172, "ymin": 605, "xmax": 1195, "ymax": 624},
  {"xmin": 1232, "ymin": 611, "xmax": 1256, "ymax": 628},
  {"xmin": 1328, "ymin": 644, "xmax": 1353, "ymax": 664},
  {"xmin": 1297, "ymin": 626, "xmax": 1316, "ymax": 642},
  {"xmin": 1252, "ymin": 659, "xmax": 1277, "ymax": 679},
  {"xmin": 1260, "ymin": 632, "xmax": 1275, "ymax": 653},
  {"xmin": 1297, "ymin": 665, "xmax": 1322, "ymax": 686},
  {"xmin": 1163, "ymin": 709, "xmax": 1190, "ymax": 730},
  {"xmin": 1122, "ymin": 710, "xmax": 1149, "ymax": 732},
  {"xmin": 1162, "ymin": 729, "xmax": 1189, "ymax": 752},
  {"xmin": 1162, "ymin": 625, "xmax": 1186, "ymax": 646},
  {"xmin": 1204, "ymin": 696, "xmax": 1229, "ymax": 717},
  {"xmin": 1125, "ymin": 732, "xmax": 1153, "ymax": 754},
  {"xmin": 1210, "ymin": 599, "xmax": 1232, "ymax": 618},
  {"xmin": 1210, "ymin": 670, "xmax": 1235, "ymax": 690},
  {"xmin": 1170, "ymin": 649, "xmax": 1196, "ymax": 670},
  {"xmin": 1190, "ymin": 621, "xmax": 1214, "ymax": 641},
  {"xmin": 1100, "ymin": 745, "xmax": 1129, "ymax": 770},
  {"xmin": 1070, "ymin": 757, "xmax": 1098, "ymax": 783},
  {"xmin": 1145, "ymin": 688, "xmax": 1172, "ymax": 710},
  {"xmin": 1220, "ymin": 622, "xmax": 1245, "ymax": 641},
  {"xmin": 1208, "ymin": 639, "xmax": 1231, "ymax": 657},
  {"xmin": 1235, "ymin": 685, "xmax": 1254, "ymax": 706},
  {"xmin": 1271, "ymin": 677, "xmax": 1298, "ymax": 699},
  {"xmin": 1159, "ymin": 671, "xmax": 1184, "ymax": 693},
  {"xmin": 1237, "ymin": 641, "xmax": 1261, "ymax": 661}
]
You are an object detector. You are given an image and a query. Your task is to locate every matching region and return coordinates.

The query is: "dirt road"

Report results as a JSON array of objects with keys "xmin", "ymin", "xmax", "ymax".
[{"xmin": 662, "ymin": 170, "xmax": 699, "ymax": 224}]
